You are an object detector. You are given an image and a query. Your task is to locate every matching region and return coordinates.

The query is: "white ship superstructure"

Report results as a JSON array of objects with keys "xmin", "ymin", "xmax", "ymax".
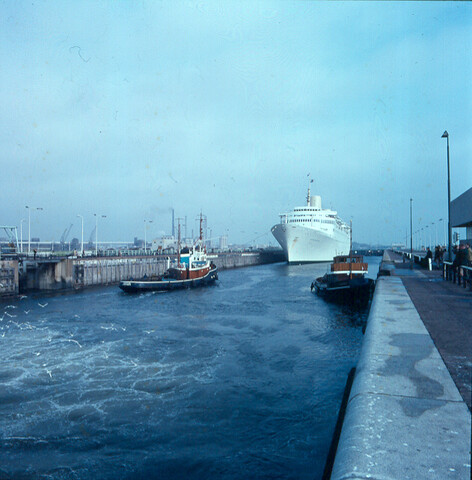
[{"xmin": 271, "ymin": 187, "xmax": 350, "ymax": 263}]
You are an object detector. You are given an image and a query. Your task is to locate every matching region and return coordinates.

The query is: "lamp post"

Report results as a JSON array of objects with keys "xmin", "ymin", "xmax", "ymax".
[
  {"xmin": 26, "ymin": 206, "xmax": 43, "ymax": 254},
  {"xmin": 442, "ymin": 131, "xmax": 452, "ymax": 260},
  {"xmin": 77, "ymin": 215, "xmax": 84, "ymax": 255},
  {"xmin": 20, "ymin": 219, "xmax": 25, "ymax": 253},
  {"xmin": 438, "ymin": 218, "xmax": 445, "ymax": 246},
  {"xmin": 409, "ymin": 198, "xmax": 413, "ymax": 268},
  {"xmin": 94, "ymin": 214, "xmax": 106, "ymax": 257},
  {"xmin": 144, "ymin": 220, "xmax": 153, "ymax": 254}
]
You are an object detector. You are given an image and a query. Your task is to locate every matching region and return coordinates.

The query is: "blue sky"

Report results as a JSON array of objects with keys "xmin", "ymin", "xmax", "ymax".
[{"xmin": 1, "ymin": 1, "xmax": 471, "ymax": 246}]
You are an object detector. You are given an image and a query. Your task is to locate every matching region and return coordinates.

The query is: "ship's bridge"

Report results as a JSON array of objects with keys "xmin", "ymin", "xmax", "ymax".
[{"xmin": 279, "ymin": 209, "xmax": 339, "ymax": 226}]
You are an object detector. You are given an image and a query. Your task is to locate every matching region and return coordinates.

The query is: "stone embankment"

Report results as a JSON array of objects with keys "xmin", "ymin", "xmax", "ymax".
[{"xmin": 330, "ymin": 251, "xmax": 471, "ymax": 479}]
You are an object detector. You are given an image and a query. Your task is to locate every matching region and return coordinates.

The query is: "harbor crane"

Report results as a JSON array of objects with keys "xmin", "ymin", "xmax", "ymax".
[
  {"xmin": 88, "ymin": 227, "xmax": 96, "ymax": 249},
  {"xmin": 60, "ymin": 224, "xmax": 73, "ymax": 245}
]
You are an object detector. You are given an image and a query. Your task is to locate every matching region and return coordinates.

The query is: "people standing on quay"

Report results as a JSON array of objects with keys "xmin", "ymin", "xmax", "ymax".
[
  {"xmin": 464, "ymin": 244, "xmax": 472, "ymax": 267},
  {"xmin": 425, "ymin": 247, "xmax": 432, "ymax": 269},
  {"xmin": 434, "ymin": 246, "xmax": 441, "ymax": 269}
]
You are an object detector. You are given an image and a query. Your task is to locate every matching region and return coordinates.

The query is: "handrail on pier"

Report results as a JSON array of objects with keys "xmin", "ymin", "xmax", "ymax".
[
  {"xmin": 394, "ymin": 250, "xmax": 432, "ymax": 270},
  {"xmin": 443, "ymin": 261, "xmax": 472, "ymax": 290}
]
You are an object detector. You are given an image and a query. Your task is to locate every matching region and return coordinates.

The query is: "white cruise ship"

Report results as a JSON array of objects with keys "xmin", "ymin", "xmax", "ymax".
[{"xmin": 271, "ymin": 187, "xmax": 350, "ymax": 263}]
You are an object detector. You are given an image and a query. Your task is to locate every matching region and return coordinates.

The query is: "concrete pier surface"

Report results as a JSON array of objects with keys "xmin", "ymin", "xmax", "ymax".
[
  {"xmin": 385, "ymin": 250, "xmax": 471, "ymax": 410},
  {"xmin": 331, "ymin": 251, "xmax": 471, "ymax": 480}
]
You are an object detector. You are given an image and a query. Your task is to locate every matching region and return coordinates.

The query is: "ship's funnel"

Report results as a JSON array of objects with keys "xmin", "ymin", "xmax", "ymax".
[{"xmin": 310, "ymin": 195, "xmax": 321, "ymax": 209}]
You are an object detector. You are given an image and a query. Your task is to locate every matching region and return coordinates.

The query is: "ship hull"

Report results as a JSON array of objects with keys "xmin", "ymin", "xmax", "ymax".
[
  {"xmin": 313, "ymin": 276, "xmax": 374, "ymax": 305},
  {"xmin": 119, "ymin": 267, "xmax": 218, "ymax": 293},
  {"xmin": 271, "ymin": 224, "xmax": 350, "ymax": 263}
]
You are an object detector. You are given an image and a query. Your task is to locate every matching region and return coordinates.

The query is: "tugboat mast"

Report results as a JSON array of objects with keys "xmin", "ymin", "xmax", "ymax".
[
  {"xmin": 177, "ymin": 221, "xmax": 181, "ymax": 266},
  {"xmin": 198, "ymin": 212, "xmax": 207, "ymax": 252}
]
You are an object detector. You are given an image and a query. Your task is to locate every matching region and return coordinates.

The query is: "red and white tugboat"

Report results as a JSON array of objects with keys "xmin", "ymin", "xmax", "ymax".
[{"xmin": 119, "ymin": 215, "xmax": 218, "ymax": 293}]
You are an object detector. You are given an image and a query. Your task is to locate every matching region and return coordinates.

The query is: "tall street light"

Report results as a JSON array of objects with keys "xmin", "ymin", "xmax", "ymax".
[
  {"xmin": 94, "ymin": 214, "xmax": 106, "ymax": 257},
  {"xmin": 442, "ymin": 131, "xmax": 452, "ymax": 260},
  {"xmin": 20, "ymin": 219, "xmax": 25, "ymax": 253},
  {"xmin": 77, "ymin": 215, "xmax": 84, "ymax": 255},
  {"xmin": 25, "ymin": 206, "xmax": 43, "ymax": 254},
  {"xmin": 439, "ymin": 218, "xmax": 445, "ymax": 245},
  {"xmin": 144, "ymin": 220, "xmax": 153, "ymax": 254},
  {"xmin": 410, "ymin": 198, "xmax": 413, "ymax": 268}
]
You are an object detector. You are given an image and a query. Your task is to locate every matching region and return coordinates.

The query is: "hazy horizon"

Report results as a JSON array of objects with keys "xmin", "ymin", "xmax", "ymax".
[{"xmin": 1, "ymin": 1, "xmax": 471, "ymax": 247}]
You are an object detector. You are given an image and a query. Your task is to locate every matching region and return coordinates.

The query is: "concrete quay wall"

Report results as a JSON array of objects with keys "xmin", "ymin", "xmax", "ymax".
[
  {"xmin": 0, "ymin": 260, "xmax": 19, "ymax": 298},
  {"xmin": 74, "ymin": 257, "xmax": 165, "ymax": 287},
  {"xmin": 13, "ymin": 250, "xmax": 284, "ymax": 293},
  {"xmin": 331, "ymin": 276, "xmax": 471, "ymax": 479},
  {"xmin": 209, "ymin": 251, "xmax": 277, "ymax": 270}
]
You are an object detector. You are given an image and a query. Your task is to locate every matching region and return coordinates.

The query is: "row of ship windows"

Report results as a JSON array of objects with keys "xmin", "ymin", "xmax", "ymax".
[{"xmin": 289, "ymin": 219, "xmax": 334, "ymax": 224}]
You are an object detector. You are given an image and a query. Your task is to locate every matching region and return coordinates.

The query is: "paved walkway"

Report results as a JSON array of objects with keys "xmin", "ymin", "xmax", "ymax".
[{"xmin": 385, "ymin": 250, "xmax": 472, "ymax": 410}]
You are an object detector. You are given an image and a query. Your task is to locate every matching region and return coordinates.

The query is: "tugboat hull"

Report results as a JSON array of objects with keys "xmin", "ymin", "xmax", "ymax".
[
  {"xmin": 313, "ymin": 276, "xmax": 374, "ymax": 305},
  {"xmin": 119, "ymin": 267, "xmax": 218, "ymax": 293}
]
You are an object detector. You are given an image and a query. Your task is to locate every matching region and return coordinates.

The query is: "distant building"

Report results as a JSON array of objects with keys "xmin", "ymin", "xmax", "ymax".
[
  {"xmin": 451, "ymin": 187, "xmax": 472, "ymax": 244},
  {"xmin": 150, "ymin": 235, "xmax": 176, "ymax": 253},
  {"xmin": 219, "ymin": 235, "xmax": 228, "ymax": 250}
]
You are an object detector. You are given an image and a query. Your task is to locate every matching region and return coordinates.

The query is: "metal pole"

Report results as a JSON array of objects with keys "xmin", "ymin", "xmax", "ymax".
[
  {"xmin": 77, "ymin": 215, "xmax": 83, "ymax": 255},
  {"xmin": 95, "ymin": 214, "xmax": 98, "ymax": 256},
  {"xmin": 94, "ymin": 214, "xmax": 106, "ymax": 256},
  {"xmin": 27, "ymin": 206, "xmax": 31, "ymax": 254},
  {"xmin": 410, "ymin": 198, "xmax": 413, "ymax": 268},
  {"xmin": 20, "ymin": 219, "xmax": 25, "ymax": 253},
  {"xmin": 442, "ymin": 131, "xmax": 452, "ymax": 260},
  {"xmin": 447, "ymin": 134, "xmax": 452, "ymax": 259},
  {"xmin": 144, "ymin": 220, "xmax": 153, "ymax": 254}
]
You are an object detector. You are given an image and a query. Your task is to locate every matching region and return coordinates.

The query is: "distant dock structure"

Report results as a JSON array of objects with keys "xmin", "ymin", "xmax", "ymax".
[{"xmin": 0, "ymin": 248, "xmax": 284, "ymax": 297}]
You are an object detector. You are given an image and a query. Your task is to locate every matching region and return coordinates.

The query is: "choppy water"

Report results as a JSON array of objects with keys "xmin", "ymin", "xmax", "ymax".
[{"xmin": 0, "ymin": 258, "xmax": 380, "ymax": 479}]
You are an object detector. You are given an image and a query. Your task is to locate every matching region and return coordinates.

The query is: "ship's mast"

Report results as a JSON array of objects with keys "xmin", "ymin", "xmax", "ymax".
[
  {"xmin": 306, "ymin": 177, "xmax": 313, "ymax": 206},
  {"xmin": 199, "ymin": 212, "xmax": 207, "ymax": 253},
  {"xmin": 177, "ymin": 221, "xmax": 181, "ymax": 265},
  {"xmin": 199, "ymin": 212, "xmax": 203, "ymax": 244}
]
